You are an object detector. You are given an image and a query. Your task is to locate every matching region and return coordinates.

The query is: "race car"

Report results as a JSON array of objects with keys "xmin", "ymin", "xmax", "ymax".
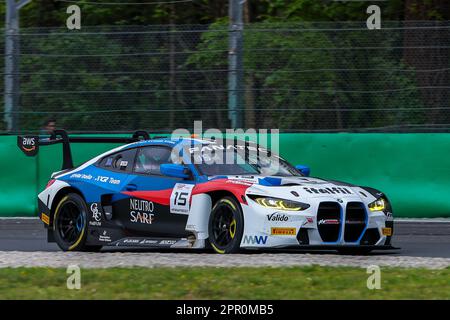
[{"xmin": 18, "ymin": 130, "xmax": 395, "ymax": 254}]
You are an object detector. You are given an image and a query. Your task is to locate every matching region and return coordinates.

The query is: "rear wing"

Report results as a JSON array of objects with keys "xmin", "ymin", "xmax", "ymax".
[{"xmin": 18, "ymin": 129, "xmax": 151, "ymax": 170}]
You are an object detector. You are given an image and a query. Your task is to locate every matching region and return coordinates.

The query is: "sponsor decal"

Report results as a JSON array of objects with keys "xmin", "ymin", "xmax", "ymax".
[
  {"xmin": 119, "ymin": 160, "xmax": 128, "ymax": 167},
  {"xmin": 239, "ymin": 175, "xmax": 257, "ymax": 180},
  {"xmin": 303, "ymin": 186, "xmax": 352, "ymax": 195},
  {"xmin": 226, "ymin": 179, "xmax": 253, "ymax": 186},
  {"xmin": 302, "ymin": 216, "xmax": 314, "ymax": 226},
  {"xmin": 70, "ymin": 173, "xmax": 93, "ymax": 180},
  {"xmin": 95, "ymin": 175, "xmax": 120, "ymax": 185},
  {"xmin": 99, "ymin": 230, "xmax": 111, "ymax": 242},
  {"xmin": 41, "ymin": 213, "xmax": 50, "ymax": 225},
  {"xmin": 318, "ymin": 219, "xmax": 340, "ymax": 225},
  {"xmin": 130, "ymin": 199, "xmax": 155, "ymax": 224},
  {"xmin": 96, "ymin": 176, "xmax": 108, "ymax": 183},
  {"xmin": 271, "ymin": 227, "xmax": 296, "ymax": 236},
  {"xmin": 139, "ymin": 239, "xmax": 158, "ymax": 245},
  {"xmin": 159, "ymin": 240, "xmax": 177, "ymax": 245},
  {"xmin": 382, "ymin": 227, "xmax": 392, "ymax": 236},
  {"xmin": 21, "ymin": 137, "xmax": 36, "ymax": 151},
  {"xmin": 89, "ymin": 203, "xmax": 102, "ymax": 226},
  {"xmin": 18, "ymin": 136, "xmax": 39, "ymax": 156},
  {"xmin": 188, "ymin": 144, "xmax": 269, "ymax": 155},
  {"xmin": 242, "ymin": 235, "xmax": 268, "ymax": 245},
  {"xmin": 228, "ymin": 176, "xmax": 258, "ymax": 185},
  {"xmin": 267, "ymin": 212, "xmax": 289, "ymax": 222},
  {"xmin": 170, "ymin": 183, "xmax": 194, "ymax": 214},
  {"xmin": 91, "ymin": 203, "xmax": 101, "ymax": 221},
  {"xmin": 123, "ymin": 239, "xmax": 140, "ymax": 244},
  {"xmin": 130, "ymin": 198, "xmax": 154, "ymax": 212},
  {"xmin": 345, "ymin": 220, "xmax": 365, "ymax": 225}
]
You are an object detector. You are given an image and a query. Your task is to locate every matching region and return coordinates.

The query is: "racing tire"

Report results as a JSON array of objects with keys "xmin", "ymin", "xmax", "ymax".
[
  {"xmin": 53, "ymin": 193, "xmax": 102, "ymax": 252},
  {"xmin": 208, "ymin": 196, "xmax": 244, "ymax": 254},
  {"xmin": 337, "ymin": 248, "xmax": 372, "ymax": 255}
]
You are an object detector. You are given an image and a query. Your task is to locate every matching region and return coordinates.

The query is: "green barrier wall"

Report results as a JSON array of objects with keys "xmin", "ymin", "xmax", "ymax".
[
  {"xmin": 279, "ymin": 134, "xmax": 450, "ymax": 218},
  {"xmin": 2, "ymin": 134, "xmax": 450, "ymax": 217},
  {"xmin": 0, "ymin": 136, "xmax": 37, "ymax": 216}
]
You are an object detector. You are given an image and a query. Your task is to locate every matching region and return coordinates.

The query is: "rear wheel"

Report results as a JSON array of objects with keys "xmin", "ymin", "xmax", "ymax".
[
  {"xmin": 53, "ymin": 193, "xmax": 102, "ymax": 252},
  {"xmin": 208, "ymin": 196, "xmax": 244, "ymax": 254}
]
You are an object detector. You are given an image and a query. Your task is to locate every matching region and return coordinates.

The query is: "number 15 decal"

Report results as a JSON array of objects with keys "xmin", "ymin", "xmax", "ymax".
[
  {"xmin": 170, "ymin": 183, "xmax": 195, "ymax": 214},
  {"xmin": 174, "ymin": 192, "xmax": 188, "ymax": 205}
]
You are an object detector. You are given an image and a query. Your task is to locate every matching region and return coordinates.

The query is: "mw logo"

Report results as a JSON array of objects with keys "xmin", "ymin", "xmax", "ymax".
[{"xmin": 243, "ymin": 235, "xmax": 268, "ymax": 245}]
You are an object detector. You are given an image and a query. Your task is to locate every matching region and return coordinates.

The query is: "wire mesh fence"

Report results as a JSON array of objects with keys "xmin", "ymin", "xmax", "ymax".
[{"xmin": 1, "ymin": 20, "xmax": 450, "ymax": 133}]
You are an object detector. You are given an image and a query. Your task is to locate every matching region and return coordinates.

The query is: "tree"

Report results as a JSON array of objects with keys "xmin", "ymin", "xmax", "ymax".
[{"xmin": 403, "ymin": 0, "xmax": 450, "ymax": 126}]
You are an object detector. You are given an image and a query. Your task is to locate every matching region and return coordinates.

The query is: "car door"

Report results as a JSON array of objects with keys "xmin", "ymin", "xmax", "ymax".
[
  {"xmin": 114, "ymin": 145, "xmax": 195, "ymax": 238},
  {"xmin": 91, "ymin": 147, "xmax": 137, "ymax": 211}
]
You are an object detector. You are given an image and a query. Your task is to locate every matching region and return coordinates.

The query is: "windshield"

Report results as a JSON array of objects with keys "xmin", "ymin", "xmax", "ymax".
[{"xmin": 187, "ymin": 143, "xmax": 302, "ymax": 177}]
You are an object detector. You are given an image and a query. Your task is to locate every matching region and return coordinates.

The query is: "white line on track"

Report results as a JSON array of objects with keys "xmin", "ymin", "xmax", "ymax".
[
  {"xmin": 0, "ymin": 217, "xmax": 39, "ymax": 220},
  {"xmin": 395, "ymin": 218, "xmax": 450, "ymax": 223}
]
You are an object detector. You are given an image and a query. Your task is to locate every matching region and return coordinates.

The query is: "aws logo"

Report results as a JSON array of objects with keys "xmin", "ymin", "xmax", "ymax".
[
  {"xmin": 22, "ymin": 137, "xmax": 36, "ymax": 148},
  {"xmin": 242, "ymin": 235, "xmax": 268, "ymax": 245},
  {"xmin": 18, "ymin": 136, "xmax": 39, "ymax": 156}
]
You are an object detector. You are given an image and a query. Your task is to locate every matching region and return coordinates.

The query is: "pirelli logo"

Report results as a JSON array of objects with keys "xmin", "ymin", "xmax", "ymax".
[
  {"xmin": 41, "ymin": 213, "xmax": 50, "ymax": 225},
  {"xmin": 382, "ymin": 227, "xmax": 392, "ymax": 236},
  {"xmin": 271, "ymin": 227, "xmax": 296, "ymax": 236}
]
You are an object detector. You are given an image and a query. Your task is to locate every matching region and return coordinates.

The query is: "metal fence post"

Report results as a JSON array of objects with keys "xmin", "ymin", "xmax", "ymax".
[
  {"xmin": 4, "ymin": 0, "xmax": 31, "ymax": 133},
  {"xmin": 228, "ymin": 0, "xmax": 244, "ymax": 129}
]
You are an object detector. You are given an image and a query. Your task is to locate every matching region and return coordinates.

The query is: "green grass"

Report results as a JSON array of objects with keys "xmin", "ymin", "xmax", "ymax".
[{"xmin": 0, "ymin": 266, "xmax": 448, "ymax": 299}]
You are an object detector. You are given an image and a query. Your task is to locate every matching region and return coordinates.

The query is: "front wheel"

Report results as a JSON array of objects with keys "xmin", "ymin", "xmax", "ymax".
[
  {"xmin": 208, "ymin": 196, "xmax": 244, "ymax": 254},
  {"xmin": 53, "ymin": 193, "xmax": 101, "ymax": 252}
]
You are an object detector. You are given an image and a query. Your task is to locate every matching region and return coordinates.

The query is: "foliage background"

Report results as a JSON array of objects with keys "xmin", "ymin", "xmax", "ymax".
[{"xmin": 0, "ymin": 0, "xmax": 448, "ymax": 132}]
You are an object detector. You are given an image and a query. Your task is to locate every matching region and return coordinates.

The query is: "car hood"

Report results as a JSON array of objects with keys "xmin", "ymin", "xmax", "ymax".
[
  {"xmin": 210, "ymin": 174, "xmax": 355, "ymax": 187},
  {"xmin": 209, "ymin": 175, "xmax": 368, "ymax": 201}
]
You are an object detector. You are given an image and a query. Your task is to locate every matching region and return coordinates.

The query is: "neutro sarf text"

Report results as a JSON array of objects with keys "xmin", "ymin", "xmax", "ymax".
[{"xmin": 129, "ymin": 199, "xmax": 154, "ymax": 225}]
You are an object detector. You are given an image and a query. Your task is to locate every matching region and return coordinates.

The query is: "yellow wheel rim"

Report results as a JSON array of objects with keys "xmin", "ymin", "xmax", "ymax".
[
  {"xmin": 229, "ymin": 219, "xmax": 236, "ymax": 239},
  {"xmin": 54, "ymin": 196, "xmax": 85, "ymax": 251},
  {"xmin": 211, "ymin": 243, "xmax": 225, "ymax": 254}
]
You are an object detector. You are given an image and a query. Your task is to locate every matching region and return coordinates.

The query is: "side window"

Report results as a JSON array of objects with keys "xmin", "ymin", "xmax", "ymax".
[
  {"xmin": 98, "ymin": 148, "xmax": 137, "ymax": 172},
  {"xmin": 134, "ymin": 146, "xmax": 173, "ymax": 175}
]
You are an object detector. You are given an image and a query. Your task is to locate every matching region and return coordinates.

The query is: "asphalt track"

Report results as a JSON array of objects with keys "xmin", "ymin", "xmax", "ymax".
[{"xmin": 0, "ymin": 218, "xmax": 449, "ymax": 258}]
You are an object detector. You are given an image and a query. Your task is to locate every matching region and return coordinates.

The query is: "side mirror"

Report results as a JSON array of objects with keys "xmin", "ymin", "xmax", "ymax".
[
  {"xmin": 295, "ymin": 165, "xmax": 310, "ymax": 177},
  {"xmin": 160, "ymin": 164, "xmax": 191, "ymax": 179}
]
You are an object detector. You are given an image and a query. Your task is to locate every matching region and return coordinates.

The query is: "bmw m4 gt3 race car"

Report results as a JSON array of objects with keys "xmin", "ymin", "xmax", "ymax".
[{"xmin": 18, "ymin": 130, "xmax": 395, "ymax": 254}]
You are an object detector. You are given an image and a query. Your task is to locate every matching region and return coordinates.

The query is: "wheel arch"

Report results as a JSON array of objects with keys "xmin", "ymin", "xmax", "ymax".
[
  {"xmin": 205, "ymin": 190, "xmax": 241, "ymax": 210},
  {"xmin": 50, "ymin": 186, "xmax": 86, "ymax": 227},
  {"xmin": 187, "ymin": 190, "xmax": 243, "ymax": 245}
]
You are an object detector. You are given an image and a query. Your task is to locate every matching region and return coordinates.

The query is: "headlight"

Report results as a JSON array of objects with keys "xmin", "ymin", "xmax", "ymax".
[
  {"xmin": 368, "ymin": 198, "xmax": 386, "ymax": 212},
  {"xmin": 249, "ymin": 196, "xmax": 310, "ymax": 211}
]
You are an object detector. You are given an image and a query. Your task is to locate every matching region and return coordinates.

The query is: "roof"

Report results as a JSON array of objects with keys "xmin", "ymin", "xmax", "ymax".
[{"xmin": 122, "ymin": 137, "xmax": 213, "ymax": 150}]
